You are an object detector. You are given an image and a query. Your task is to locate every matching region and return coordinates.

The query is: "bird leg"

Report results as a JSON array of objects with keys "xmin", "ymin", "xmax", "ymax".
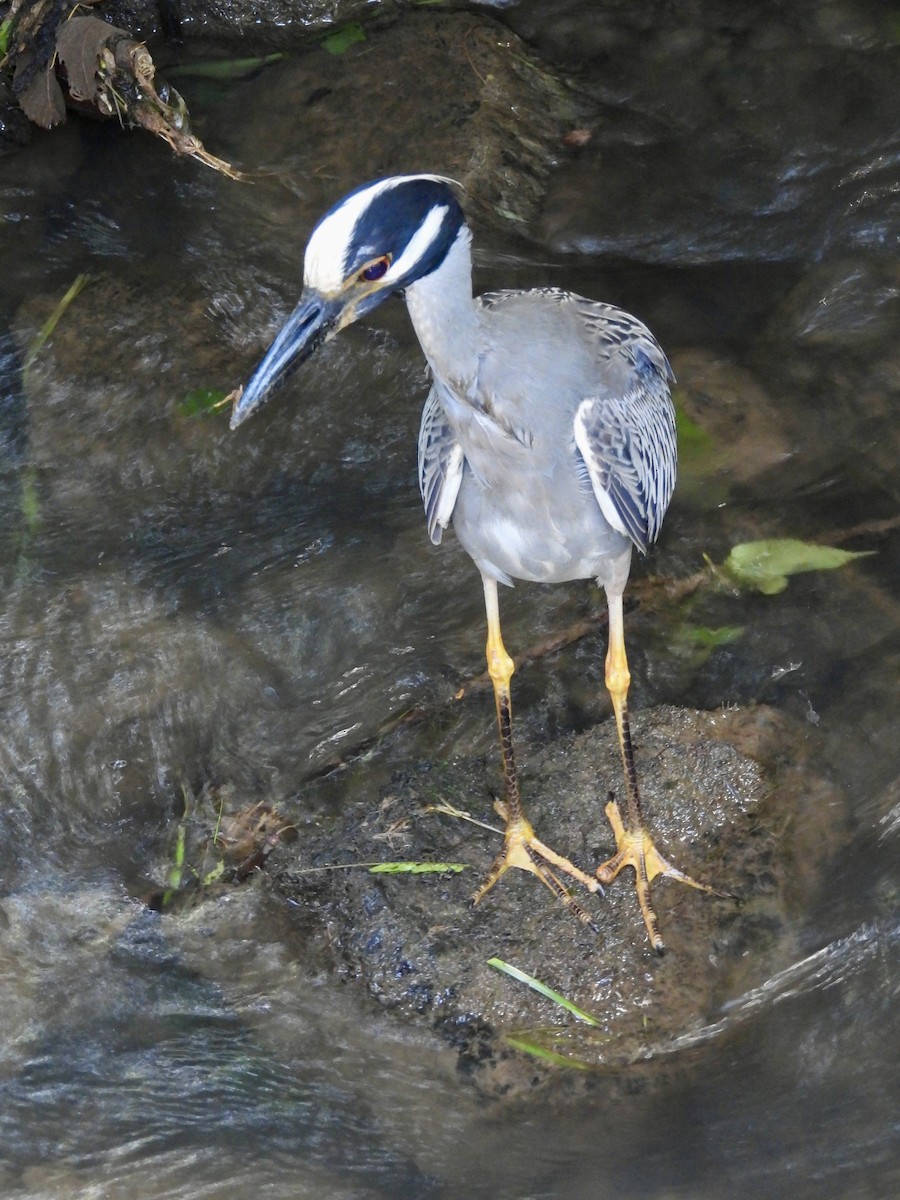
[
  {"xmin": 472, "ymin": 576, "xmax": 601, "ymax": 927},
  {"xmin": 596, "ymin": 587, "xmax": 718, "ymax": 951}
]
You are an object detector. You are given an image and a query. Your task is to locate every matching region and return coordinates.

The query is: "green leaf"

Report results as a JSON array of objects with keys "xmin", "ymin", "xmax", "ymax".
[
  {"xmin": 321, "ymin": 23, "xmax": 366, "ymax": 55},
  {"xmin": 723, "ymin": 538, "xmax": 875, "ymax": 595},
  {"xmin": 674, "ymin": 401, "xmax": 715, "ymax": 452},
  {"xmin": 201, "ymin": 859, "xmax": 226, "ymax": 887},
  {"xmin": 680, "ymin": 624, "xmax": 744, "ymax": 649},
  {"xmin": 487, "ymin": 957, "xmax": 599, "ymax": 1025},
  {"xmin": 368, "ymin": 861, "xmax": 466, "ymax": 875},
  {"xmin": 0, "ymin": 18, "xmax": 11, "ymax": 57},
  {"xmin": 671, "ymin": 395, "xmax": 729, "ymax": 507},
  {"xmin": 177, "ymin": 388, "xmax": 229, "ymax": 418}
]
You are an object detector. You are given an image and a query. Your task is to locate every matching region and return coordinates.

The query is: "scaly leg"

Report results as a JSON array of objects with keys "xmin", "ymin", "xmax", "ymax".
[
  {"xmin": 472, "ymin": 575, "xmax": 601, "ymax": 927},
  {"xmin": 596, "ymin": 585, "xmax": 718, "ymax": 951}
]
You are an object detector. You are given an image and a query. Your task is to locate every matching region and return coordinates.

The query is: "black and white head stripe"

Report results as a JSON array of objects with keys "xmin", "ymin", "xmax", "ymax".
[{"xmin": 304, "ymin": 175, "xmax": 466, "ymax": 294}]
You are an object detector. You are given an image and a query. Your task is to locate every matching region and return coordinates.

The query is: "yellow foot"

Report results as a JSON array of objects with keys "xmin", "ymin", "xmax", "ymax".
[
  {"xmin": 472, "ymin": 801, "xmax": 601, "ymax": 929},
  {"xmin": 596, "ymin": 799, "xmax": 723, "ymax": 952}
]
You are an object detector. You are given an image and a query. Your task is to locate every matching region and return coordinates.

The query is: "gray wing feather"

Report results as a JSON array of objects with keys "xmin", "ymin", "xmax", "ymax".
[
  {"xmin": 418, "ymin": 381, "xmax": 464, "ymax": 545},
  {"xmin": 572, "ymin": 311, "xmax": 677, "ymax": 556}
]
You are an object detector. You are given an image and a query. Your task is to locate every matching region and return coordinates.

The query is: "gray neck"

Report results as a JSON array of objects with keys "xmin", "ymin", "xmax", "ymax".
[{"xmin": 404, "ymin": 227, "xmax": 480, "ymax": 388}]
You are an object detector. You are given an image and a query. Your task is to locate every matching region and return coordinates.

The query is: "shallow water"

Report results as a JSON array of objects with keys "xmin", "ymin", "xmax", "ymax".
[{"xmin": 1, "ymin": 2, "xmax": 899, "ymax": 1197}]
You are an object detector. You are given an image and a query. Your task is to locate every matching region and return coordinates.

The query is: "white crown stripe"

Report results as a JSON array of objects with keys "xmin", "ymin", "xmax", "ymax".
[
  {"xmin": 303, "ymin": 176, "xmax": 457, "ymax": 295},
  {"xmin": 303, "ymin": 180, "xmax": 395, "ymax": 293},
  {"xmin": 383, "ymin": 204, "xmax": 449, "ymax": 285}
]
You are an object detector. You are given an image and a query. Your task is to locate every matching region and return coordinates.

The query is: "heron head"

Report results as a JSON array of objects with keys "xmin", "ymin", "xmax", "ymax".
[{"xmin": 230, "ymin": 175, "xmax": 465, "ymax": 429}]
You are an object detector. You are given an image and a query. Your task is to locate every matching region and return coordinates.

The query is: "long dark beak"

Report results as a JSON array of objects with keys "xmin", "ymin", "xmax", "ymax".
[{"xmin": 230, "ymin": 290, "xmax": 342, "ymax": 429}]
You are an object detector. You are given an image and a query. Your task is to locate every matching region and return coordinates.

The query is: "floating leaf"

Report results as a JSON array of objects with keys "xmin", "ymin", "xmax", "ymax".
[
  {"xmin": 321, "ymin": 23, "xmax": 366, "ymax": 55},
  {"xmin": 670, "ymin": 621, "xmax": 745, "ymax": 668},
  {"xmin": 369, "ymin": 861, "xmax": 466, "ymax": 875},
  {"xmin": 723, "ymin": 538, "xmax": 875, "ymax": 595},
  {"xmin": 487, "ymin": 957, "xmax": 599, "ymax": 1025}
]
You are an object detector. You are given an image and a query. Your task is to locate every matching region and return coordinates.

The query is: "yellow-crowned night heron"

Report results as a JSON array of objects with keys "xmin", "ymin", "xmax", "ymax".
[{"xmin": 230, "ymin": 174, "xmax": 714, "ymax": 950}]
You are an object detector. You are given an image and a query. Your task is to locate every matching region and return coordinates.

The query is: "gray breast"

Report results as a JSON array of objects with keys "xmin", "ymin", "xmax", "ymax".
[{"xmin": 426, "ymin": 289, "xmax": 652, "ymax": 586}]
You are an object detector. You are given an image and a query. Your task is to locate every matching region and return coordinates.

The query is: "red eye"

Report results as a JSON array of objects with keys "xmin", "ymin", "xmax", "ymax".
[{"xmin": 359, "ymin": 257, "xmax": 389, "ymax": 282}]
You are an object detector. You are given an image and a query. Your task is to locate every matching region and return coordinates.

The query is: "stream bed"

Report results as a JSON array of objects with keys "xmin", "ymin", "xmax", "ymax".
[{"xmin": 0, "ymin": 2, "xmax": 898, "ymax": 1197}]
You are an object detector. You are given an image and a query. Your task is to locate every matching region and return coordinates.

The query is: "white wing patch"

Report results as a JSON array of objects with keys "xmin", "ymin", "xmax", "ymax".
[
  {"xmin": 574, "ymin": 380, "xmax": 676, "ymax": 556},
  {"xmin": 573, "ymin": 404, "xmax": 631, "ymax": 539},
  {"xmin": 418, "ymin": 383, "xmax": 464, "ymax": 545}
]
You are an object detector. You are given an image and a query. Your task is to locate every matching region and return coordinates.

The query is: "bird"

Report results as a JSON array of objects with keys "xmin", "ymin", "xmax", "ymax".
[{"xmin": 229, "ymin": 174, "xmax": 716, "ymax": 951}]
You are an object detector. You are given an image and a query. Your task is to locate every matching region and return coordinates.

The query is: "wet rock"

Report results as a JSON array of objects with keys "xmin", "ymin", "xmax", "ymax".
[
  {"xmin": 753, "ymin": 256, "xmax": 900, "ymax": 502},
  {"xmin": 203, "ymin": 10, "xmax": 577, "ymax": 233},
  {"xmin": 271, "ymin": 704, "xmax": 842, "ymax": 1094},
  {"xmin": 533, "ymin": 4, "xmax": 900, "ymax": 266},
  {"xmin": 0, "ymin": 75, "xmax": 34, "ymax": 155},
  {"xmin": 98, "ymin": 0, "xmax": 371, "ymax": 43},
  {"xmin": 771, "ymin": 257, "xmax": 900, "ymax": 348}
]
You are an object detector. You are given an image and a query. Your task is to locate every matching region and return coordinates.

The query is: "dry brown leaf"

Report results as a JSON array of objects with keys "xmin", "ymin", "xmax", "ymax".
[
  {"xmin": 216, "ymin": 802, "xmax": 298, "ymax": 879},
  {"xmin": 56, "ymin": 14, "xmax": 123, "ymax": 101},
  {"xmin": 8, "ymin": 7, "xmax": 246, "ymax": 177},
  {"xmin": 14, "ymin": 51, "xmax": 66, "ymax": 128}
]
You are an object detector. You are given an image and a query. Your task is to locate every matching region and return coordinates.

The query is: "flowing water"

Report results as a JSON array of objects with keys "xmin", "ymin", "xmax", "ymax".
[{"xmin": 0, "ymin": 2, "xmax": 898, "ymax": 1197}]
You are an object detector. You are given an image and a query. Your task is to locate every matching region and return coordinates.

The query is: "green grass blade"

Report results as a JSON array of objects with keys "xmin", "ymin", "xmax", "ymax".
[
  {"xmin": 164, "ymin": 54, "xmax": 286, "ymax": 80},
  {"xmin": 369, "ymin": 861, "xmax": 466, "ymax": 875},
  {"xmin": 23, "ymin": 274, "xmax": 91, "ymax": 374},
  {"xmin": 487, "ymin": 957, "xmax": 599, "ymax": 1025},
  {"xmin": 505, "ymin": 1035, "xmax": 590, "ymax": 1069}
]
